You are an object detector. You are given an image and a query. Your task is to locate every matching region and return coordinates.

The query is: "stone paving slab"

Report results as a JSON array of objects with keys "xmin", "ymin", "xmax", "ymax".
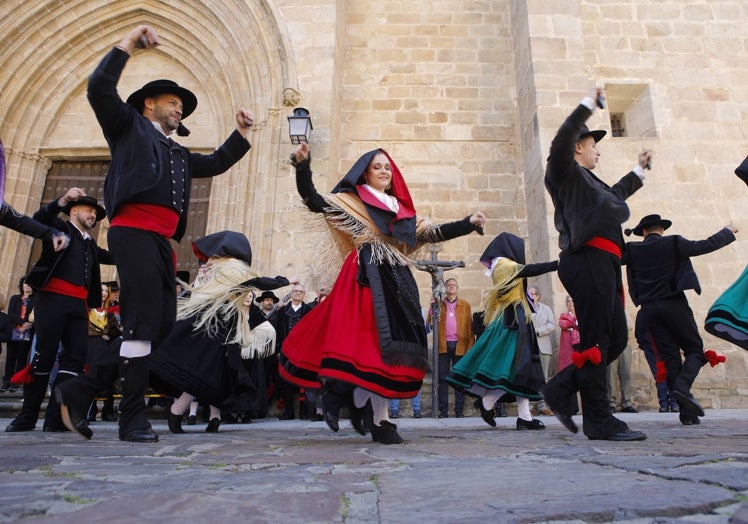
[{"xmin": 0, "ymin": 410, "xmax": 747, "ymax": 523}]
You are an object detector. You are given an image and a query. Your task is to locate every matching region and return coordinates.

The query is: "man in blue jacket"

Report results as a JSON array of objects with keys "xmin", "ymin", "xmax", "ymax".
[
  {"xmin": 57, "ymin": 25, "xmax": 254, "ymax": 443},
  {"xmin": 543, "ymin": 86, "xmax": 651, "ymax": 442},
  {"xmin": 625, "ymin": 214, "xmax": 737, "ymax": 425}
]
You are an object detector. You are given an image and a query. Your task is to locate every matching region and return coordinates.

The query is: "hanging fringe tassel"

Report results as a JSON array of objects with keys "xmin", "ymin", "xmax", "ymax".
[
  {"xmin": 704, "ymin": 349, "xmax": 726, "ymax": 367},
  {"xmin": 571, "ymin": 347, "xmax": 602, "ymax": 368},
  {"xmin": 241, "ymin": 321, "xmax": 276, "ymax": 359},
  {"xmin": 655, "ymin": 361, "xmax": 667, "ymax": 383},
  {"xmin": 10, "ymin": 364, "xmax": 34, "ymax": 385}
]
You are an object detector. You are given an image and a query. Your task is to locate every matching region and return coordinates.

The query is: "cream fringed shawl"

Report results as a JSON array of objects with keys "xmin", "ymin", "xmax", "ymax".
[
  {"xmin": 309, "ymin": 191, "xmax": 445, "ymax": 283},
  {"xmin": 482, "ymin": 257, "xmax": 533, "ymax": 327},
  {"xmin": 176, "ymin": 257, "xmax": 276, "ymax": 359}
]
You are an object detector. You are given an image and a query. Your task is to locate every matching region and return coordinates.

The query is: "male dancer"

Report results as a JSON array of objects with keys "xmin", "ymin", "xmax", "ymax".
[
  {"xmin": 543, "ymin": 86, "xmax": 651, "ymax": 441},
  {"xmin": 57, "ymin": 25, "xmax": 253, "ymax": 442}
]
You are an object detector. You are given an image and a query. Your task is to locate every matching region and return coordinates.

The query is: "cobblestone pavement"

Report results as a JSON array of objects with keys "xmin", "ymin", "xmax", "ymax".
[{"xmin": 1, "ymin": 410, "xmax": 747, "ymax": 523}]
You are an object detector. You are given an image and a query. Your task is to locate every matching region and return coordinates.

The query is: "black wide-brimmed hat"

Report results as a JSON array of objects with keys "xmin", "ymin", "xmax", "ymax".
[
  {"xmin": 126, "ymin": 79, "xmax": 198, "ymax": 119},
  {"xmin": 62, "ymin": 195, "xmax": 106, "ymax": 222},
  {"xmin": 579, "ymin": 124, "xmax": 607, "ymax": 143},
  {"xmin": 628, "ymin": 214, "xmax": 672, "ymax": 237},
  {"xmin": 255, "ymin": 290, "xmax": 279, "ymax": 304}
]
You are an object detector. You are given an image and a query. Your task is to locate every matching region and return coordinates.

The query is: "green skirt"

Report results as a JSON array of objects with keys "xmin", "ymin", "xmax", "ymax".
[{"xmin": 447, "ymin": 309, "xmax": 544, "ymax": 401}]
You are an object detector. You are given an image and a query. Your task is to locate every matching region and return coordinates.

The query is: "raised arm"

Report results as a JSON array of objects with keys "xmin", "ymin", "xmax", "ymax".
[{"xmin": 291, "ymin": 143, "xmax": 327, "ymax": 213}]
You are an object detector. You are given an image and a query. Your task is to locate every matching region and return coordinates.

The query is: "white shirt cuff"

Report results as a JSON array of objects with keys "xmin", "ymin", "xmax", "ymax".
[
  {"xmin": 633, "ymin": 165, "xmax": 646, "ymax": 180},
  {"xmin": 581, "ymin": 97, "xmax": 597, "ymax": 112}
]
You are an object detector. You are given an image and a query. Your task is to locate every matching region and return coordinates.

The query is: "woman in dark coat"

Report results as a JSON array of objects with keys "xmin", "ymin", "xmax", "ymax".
[{"xmin": 279, "ymin": 143, "xmax": 485, "ymax": 444}]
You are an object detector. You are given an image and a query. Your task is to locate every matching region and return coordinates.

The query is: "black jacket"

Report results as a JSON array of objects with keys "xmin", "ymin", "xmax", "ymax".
[
  {"xmin": 625, "ymin": 228, "xmax": 736, "ymax": 306},
  {"xmin": 87, "ymin": 47, "xmax": 251, "ymax": 242},
  {"xmin": 545, "ymin": 104, "xmax": 643, "ymax": 253},
  {"xmin": 1, "ymin": 201, "xmax": 59, "ymax": 240},
  {"xmin": 25, "ymin": 199, "xmax": 114, "ymax": 308}
]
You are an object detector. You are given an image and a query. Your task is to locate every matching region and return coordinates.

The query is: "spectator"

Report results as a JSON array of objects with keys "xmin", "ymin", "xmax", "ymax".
[
  {"xmin": 529, "ymin": 286, "xmax": 556, "ymax": 415},
  {"xmin": 427, "ymin": 278, "xmax": 474, "ymax": 418},
  {"xmin": 0, "ymin": 294, "xmax": 12, "ymax": 376},
  {"xmin": 1, "ymin": 278, "xmax": 35, "ymax": 393},
  {"xmin": 275, "ymin": 284, "xmax": 314, "ymax": 420},
  {"xmin": 557, "ymin": 295, "xmax": 579, "ymax": 414},
  {"xmin": 85, "ymin": 283, "xmax": 122, "ymax": 422},
  {"xmin": 607, "ymin": 312, "xmax": 638, "ymax": 414}
]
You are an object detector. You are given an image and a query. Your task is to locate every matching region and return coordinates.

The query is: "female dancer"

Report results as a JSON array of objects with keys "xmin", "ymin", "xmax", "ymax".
[
  {"xmin": 149, "ymin": 231, "xmax": 288, "ymax": 433},
  {"xmin": 280, "ymin": 143, "xmax": 485, "ymax": 444},
  {"xmin": 447, "ymin": 233, "xmax": 557, "ymax": 430}
]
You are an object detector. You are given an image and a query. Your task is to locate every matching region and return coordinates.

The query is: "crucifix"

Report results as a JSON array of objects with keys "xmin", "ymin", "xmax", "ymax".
[{"xmin": 414, "ymin": 243, "xmax": 465, "ymax": 419}]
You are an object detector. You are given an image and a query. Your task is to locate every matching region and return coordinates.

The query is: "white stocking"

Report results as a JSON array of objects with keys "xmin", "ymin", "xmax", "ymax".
[
  {"xmin": 517, "ymin": 397, "xmax": 532, "ymax": 421},
  {"xmin": 171, "ymin": 392, "xmax": 195, "ymax": 416},
  {"xmin": 482, "ymin": 389, "xmax": 505, "ymax": 410},
  {"xmin": 209, "ymin": 405, "xmax": 221, "ymax": 421},
  {"xmin": 353, "ymin": 388, "xmax": 390, "ymax": 426}
]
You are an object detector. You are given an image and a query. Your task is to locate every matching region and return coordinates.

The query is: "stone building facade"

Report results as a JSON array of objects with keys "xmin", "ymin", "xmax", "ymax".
[{"xmin": 0, "ymin": 0, "xmax": 746, "ymax": 408}]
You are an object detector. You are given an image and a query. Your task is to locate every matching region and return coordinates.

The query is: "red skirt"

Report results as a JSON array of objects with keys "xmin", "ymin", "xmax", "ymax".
[{"xmin": 279, "ymin": 251, "xmax": 425, "ymax": 399}]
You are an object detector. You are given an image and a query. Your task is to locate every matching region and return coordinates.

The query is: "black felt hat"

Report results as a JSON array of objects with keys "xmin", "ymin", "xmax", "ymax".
[
  {"xmin": 126, "ymin": 79, "xmax": 197, "ymax": 119},
  {"xmin": 62, "ymin": 195, "xmax": 106, "ymax": 222},
  {"xmin": 627, "ymin": 214, "xmax": 672, "ymax": 237},
  {"xmin": 255, "ymin": 291, "xmax": 279, "ymax": 304},
  {"xmin": 579, "ymin": 124, "xmax": 607, "ymax": 143}
]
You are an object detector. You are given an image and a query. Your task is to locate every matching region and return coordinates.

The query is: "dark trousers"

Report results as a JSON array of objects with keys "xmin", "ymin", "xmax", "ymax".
[
  {"xmin": 438, "ymin": 341, "xmax": 465, "ymax": 415},
  {"xmin": 639, "ymin": 294, "xmax": 707, "ymax": 397},
  {"xmin": 32, "ymin": 292, "xmax": 88, "ymax": 375},
  {"xmin": 551, "ymin": 248, "xmax": 629, "ymax": 438},
  {"xmin": 635, "ymin": 311, "xmax": 675, "ymax": 408},
  {"xmin": 108, "ymin": 227, "xmax": 176, "ymax": 344},
  {"xmin": 3, "ymin": 340, "xmax": 31, "ymax": 382}
]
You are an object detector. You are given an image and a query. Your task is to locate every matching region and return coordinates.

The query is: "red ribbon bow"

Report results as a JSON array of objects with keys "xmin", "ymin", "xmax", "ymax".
[
  {"xmin": 704, "ymin": 349, "xmax": 726, "ymax": 367},
  {"xmin": 571, "ymin": 347, "xmax": 602, "ymax": 368}
]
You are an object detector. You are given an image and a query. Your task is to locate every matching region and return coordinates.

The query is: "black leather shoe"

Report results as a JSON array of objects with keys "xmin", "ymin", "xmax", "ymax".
[
  {"xmin": 474, "ymin": 399, "xmax": 496, "ymax": 427},
  {"xmin": 438, "ymin": 411, "xmax": 448, "ymax": 418},
  {"xmin": 5, "ymin": 420, "xmax": 36, "ymax": 432},
  {"xmin": 621, "ymin": 405, "xmax": 638, "ymax": 413},
  {"xmin": 542, "ymin": 382, "xmax": 579, "ymax": 434},
  {"xmin": 56, "ymin": 389, "xmax": 93, "ymax": 440},
  {"xmin": 323, "ymin": 410, "xmax": 339, "ymax": 432},
  {"xmin": 371, "ymin": 420, "xmax": 404, "ymax": 444},
  {"xmin": 589, "ymin": 429, "xmax": 647, "ymax": 441},
  {"xmin": 205, "ymin": 418, "xmax": 221, "ymax": 433},
  {"xmin": 672, "ymin": 391, "xmax": 704, "ymax": 418},
  {"xmin": 120, "ymin": 428, "xmax": 159, "ymax": 442},
  {"xmin": 516, "ymin": 418, "xmax": 545, "ymax": 430},
  {"xmin": 186, "ymin": 415, "xmax": 197, "ymax": 425},
  {"xmin": 679, "ymin": 413, "xmax": 701, "ymax": 426},
  {"xmin": 168, "ymin": 412, "xmax": 185, "ymax": 434}
]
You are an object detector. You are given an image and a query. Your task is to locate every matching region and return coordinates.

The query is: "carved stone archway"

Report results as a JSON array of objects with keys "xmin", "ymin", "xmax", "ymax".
[{"xmin": 0, "ymin": 0, "xmax": 298, "ymax": 294}]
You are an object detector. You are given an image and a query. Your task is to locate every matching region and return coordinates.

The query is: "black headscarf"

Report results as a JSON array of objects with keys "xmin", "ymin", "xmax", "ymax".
[
  {"xmin": 192, "ymin": 231, "xmax": 252, "ymax": 266},
  {"xmin": 479, "ymin": 232, "xmax": 526, "ymax": 267},
  {"xmin": 332, "ymin": 148, "xmax": 418, "ymax": 247}
]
